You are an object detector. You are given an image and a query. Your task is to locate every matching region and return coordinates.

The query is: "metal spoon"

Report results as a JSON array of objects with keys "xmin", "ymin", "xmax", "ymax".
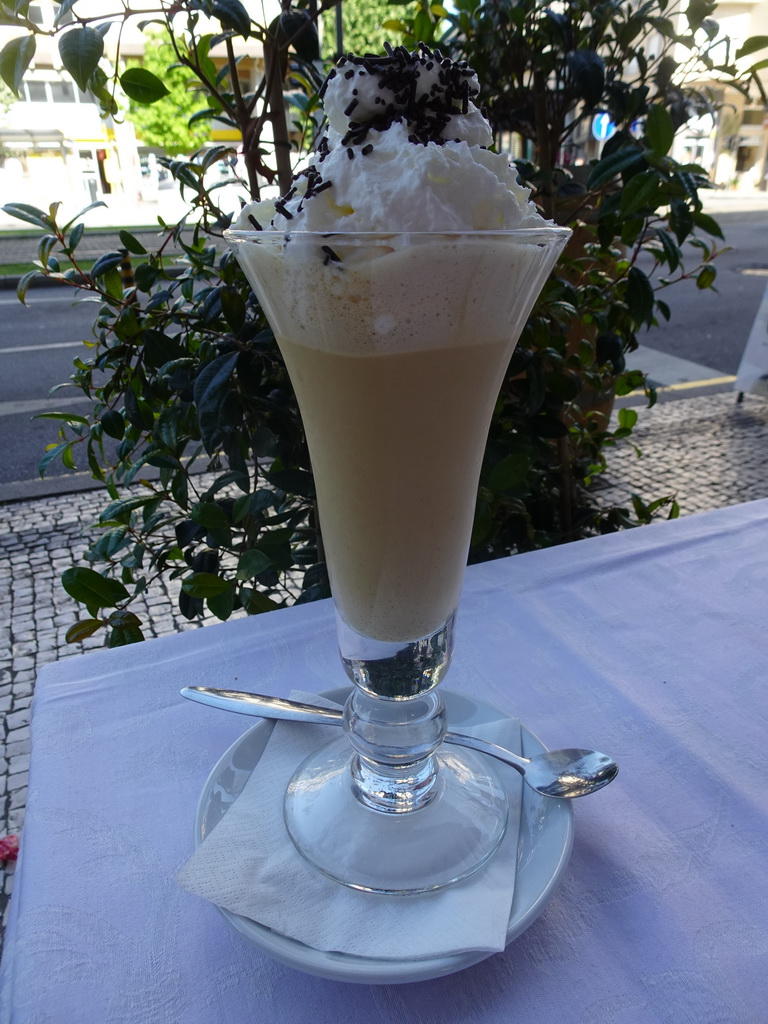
[{"xmin": 181, "ymin": 685, "xmax": 618, "ymax": 799}]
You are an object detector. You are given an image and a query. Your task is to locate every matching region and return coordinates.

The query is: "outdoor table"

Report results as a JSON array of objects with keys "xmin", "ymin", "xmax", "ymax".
[{"xmin": 2, "ymin": 499, "xmax": 767, "ymax": 1023}]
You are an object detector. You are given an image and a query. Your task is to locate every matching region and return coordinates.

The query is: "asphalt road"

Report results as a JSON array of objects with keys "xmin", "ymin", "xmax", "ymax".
[
  {"xmin": 1, "ymin": 201, "xmax": 766, "ymax": 498},
  {"xmin": 635, "ymin": 208, "xmax": 768, "ymax": 375},
  {"xmin": 0, "ymin": 290, "xmax": 100, "ymax": 496}
]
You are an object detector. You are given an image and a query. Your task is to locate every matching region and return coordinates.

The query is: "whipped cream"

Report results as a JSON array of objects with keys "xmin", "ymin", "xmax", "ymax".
[{"xmin": 237, "ymin": 44, "xmax": 545, "ymax": 233}]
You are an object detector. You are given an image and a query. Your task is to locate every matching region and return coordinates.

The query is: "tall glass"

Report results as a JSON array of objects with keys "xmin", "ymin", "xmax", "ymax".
[{"xmin": 226, "ymin": 228, "xmax": 570, "ymax": 893}]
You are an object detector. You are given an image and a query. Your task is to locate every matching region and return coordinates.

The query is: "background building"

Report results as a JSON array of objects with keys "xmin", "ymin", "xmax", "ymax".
[{"xmin": 0, "ymin": 1, "xmax": 276, "ymax": 221}]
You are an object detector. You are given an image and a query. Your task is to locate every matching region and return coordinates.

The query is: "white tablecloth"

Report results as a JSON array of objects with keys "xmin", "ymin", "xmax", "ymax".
[{"xmin": 2, "ymin": 500, "xmax": 768, "ymax": 1023}]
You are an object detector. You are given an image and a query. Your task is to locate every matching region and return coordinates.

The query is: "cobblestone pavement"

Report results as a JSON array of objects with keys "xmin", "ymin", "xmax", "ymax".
[{"xmin": 2, "ymin": 389, "xmax": 767, "ymax": 949}]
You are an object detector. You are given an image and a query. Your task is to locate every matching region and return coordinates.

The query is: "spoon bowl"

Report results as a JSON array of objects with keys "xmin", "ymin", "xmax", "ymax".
[{"xmin": 180, "ymin": 686, "xmax": 618, "ymax": 799}]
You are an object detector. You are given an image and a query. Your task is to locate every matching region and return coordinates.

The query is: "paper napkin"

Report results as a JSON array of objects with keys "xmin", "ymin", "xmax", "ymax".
[{"xmin": 177, "ymin": 693, "xmax": 522, "ymax": 959}]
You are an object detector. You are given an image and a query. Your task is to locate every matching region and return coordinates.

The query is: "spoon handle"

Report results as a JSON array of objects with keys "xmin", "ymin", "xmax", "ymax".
[
  {"xmin": 180, "ymin": 685, "xmax": 529, "ymax": 774},
  {"xmin": 180, "ymin": 686, "xmax": 344, "ymax": 726},
  {"xmin": 442, "ymin": 729, "xmax": 528, "ymax": 772}
]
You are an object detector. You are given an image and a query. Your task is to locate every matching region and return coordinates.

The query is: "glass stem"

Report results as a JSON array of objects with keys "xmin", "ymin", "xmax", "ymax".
[{"xmin": 343, "ymin": 688, "xmax": 447, "ymax": 813}]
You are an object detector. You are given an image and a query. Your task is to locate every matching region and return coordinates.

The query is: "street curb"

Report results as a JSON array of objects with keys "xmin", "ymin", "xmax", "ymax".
[
  {"xmin": 0, "ymin": 462, "xmax": 213, "ymax": 506},
  {"xmin": 0, "ymin": 275, "xmax": 79, "ymax": 291},
  {"xmin": 0, "ymin": 472, "xmax": 105, "ymax": 504}
]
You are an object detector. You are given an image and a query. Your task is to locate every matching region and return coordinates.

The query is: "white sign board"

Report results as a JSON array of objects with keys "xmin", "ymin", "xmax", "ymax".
[{"xmin": 734, "ymin": 281, "xmax": 768, "ymax": 398}]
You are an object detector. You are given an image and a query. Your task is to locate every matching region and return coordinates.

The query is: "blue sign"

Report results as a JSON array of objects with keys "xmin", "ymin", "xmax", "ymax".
[{"xmin": 592, "ymin": 113, "xmax": 616, "ymax": 142}]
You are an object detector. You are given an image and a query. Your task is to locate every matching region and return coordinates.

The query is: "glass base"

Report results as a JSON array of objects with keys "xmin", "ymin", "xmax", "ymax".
[{"xmin": 284, "ymin": 736, "xmax": 509, "ymax": 894}]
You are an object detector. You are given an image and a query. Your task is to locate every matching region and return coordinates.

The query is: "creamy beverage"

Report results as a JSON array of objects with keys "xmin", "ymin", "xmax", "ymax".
[
  {"xmin": 279, "ymin": 334, "xmax": 509, "ymax": 641},
  {"xmin": 237, "ymin": 231, "xmax": 556, "ymax": 642}
]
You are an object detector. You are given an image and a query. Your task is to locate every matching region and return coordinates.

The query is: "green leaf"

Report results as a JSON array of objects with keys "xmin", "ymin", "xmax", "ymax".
[
  {"xmin": 735, "ymin": 35, "xmax": 768, "ymax": 60},
  {"xmin": 567, "ymin": 50, "xmax": 605, "ymax": 108},
  {"xmin": 88, "ymin": 527, "xmax": 131, "ymax": 560},
  {"xmin": 103, "ymin": 266, "xmax": 123, "ymax": 299},
  {"xmin": 614, "ymin": 369, "xmax": 646, "ymax": 396},
  {"xmin": 587, "ymin": 146, "xmax": 644, "ymax": 189},
  {"xmin": 669, "ymin": 199, "xmax": 694, "ymax": 245},
  {"xmin": 242, "ymin": 589, "xmax": 281, "ymax": 614},
  {"xmin": 686, "ymin": 0, "xmax": 717, "ymax": 32},
  {"xmin": 100, "ymin": 410, "xmax": 125, "ymax": 439},
  {"xmin": 236, "ymin": 548, "xmax": 273, "ymax": 580},
  {"xmin": 107, "ymin": 610, "xmax": 143, "ymax": 631},
  {"xmin": 412, "ymin": 7, "xmax": 434, "ymax": 44},
  {"xmin": 134, "ymin": 263, "xmax": 158, "ymax": 293},
  {"xmin": 190, "ymin": 501, "xmax": 229, "ymax": 529},
  {"xmin": 124, "ymin": 385, "xmax": 154, "ymax": 431},
  {"xmin": 142, "ymin": 329, "xmax": 185, "ymax": 369},
  {"xmin": 38, "ymin": 442, "xmax": 72, "ymax": 477},
  {"xmin": 61, "ymin": 567, "xmax": 129, "ymax": 608},
  {"xmin": 207, "ymin": 583, "xmax": 235, "ymax": 620},
  {"xmin": 692, "ymin": 211, "xmax": 724, "ymax": 239},
  {"xmin": 213, "ymin": 0, "xmax": 251, "ymax": 37},
  {"xmin": 99, "ymin": 496, "xmax": 153, "ymax": 525},
  {"xmin": 118, "ymin": 230, "xmax": 148, "ymax": 255},
  {"xmin": 120, "ymin": 67, "xmax": 170, "ymax": 104},
  {"xmin": 2, "ymin": 202, "xmax": 52, "ymax": 229},
  {"xmin": 181, "ymin": 572, "xmax": 231, "ymax": 598},
  {"xmin": 193, "ymin": 351, "xmax": 239, "ymax": 455},
  {"xmin": 220, "ymin": 288, "xmax": 246, "ymax": 332},
  {"xmin": 34, "ymin": 411, "xmax": 89, "ymax": 425},
  {"xmin": 65, "ymin": 619, "xmax": 104, "ymax": 643},
  {"xmin": 652, "ymin": 229, "xmax": 682, "ymax": 272},
  {"xmin": 645, "ymin": 103, "xmax": 675, "ymax": 158},
  {"xmin": 262, "ymin": 466, "xmax": 315, "ymax": 498},
  {"xmin": 625, "ymin": 266, "xmax": 655, "ymax": 325},
  {"xmin": 16, "ymin": 268, "xmax": 40, "ymax": 305},
  {"xmin": 90, "ymin": 251, "xmax": 124, "ymax": 277},
  {"xmin": 232, "ymin": 488, "xmax": 275, "ymax": 522},
  {"xmin": 58, "ymin": 26, "xmax": 104, "ymax": 92},
  {"xmin": 618, "ymin": 407, "xmax": 638, "ymax": 430},
  {"xmin": 0, "ymin": 33, "xmax": 35, "ymax": 95},
  {"xmin": 696, "ymin": 265, "xmax": 717, "ymax": 289},
  {"xmin": 620, "ymin": 170, "xmax": 663, "ymax": 216},
  {"xmin": 108, "ymin": 622, "xmax": 145, "ymax": 647}
]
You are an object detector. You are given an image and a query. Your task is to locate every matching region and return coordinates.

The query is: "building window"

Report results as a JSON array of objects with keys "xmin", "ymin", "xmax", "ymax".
[
  {"xmin": 25, "ymin": 82, "xmax": 48, "ymax": 102},
  {"xmin": 29, "ymin": 3, "xmax": 44, "ymax": 25},
  {"xmin": 51, "ymin": 81, "xmax": 76, "ymax": 103}
]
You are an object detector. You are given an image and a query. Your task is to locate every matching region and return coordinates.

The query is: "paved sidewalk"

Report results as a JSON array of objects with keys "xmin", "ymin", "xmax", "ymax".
[{"xmin": 2, "ymin": 389, "xmax": 768, "ymax": 949}]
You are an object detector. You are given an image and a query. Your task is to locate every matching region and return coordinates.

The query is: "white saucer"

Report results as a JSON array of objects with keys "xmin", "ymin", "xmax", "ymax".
[{"xmin": 195, "ymin": 688, "xmax": 573, "ymax": 984}]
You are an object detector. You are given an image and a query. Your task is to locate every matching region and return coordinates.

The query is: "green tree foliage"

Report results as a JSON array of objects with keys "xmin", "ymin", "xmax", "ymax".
[
  {"xmin": 323, "ymin": 0, "xmax": 393, "ymax": 60},
  {"xmin": 124, "ymin": 29, "xmax": 210, "ymax": 156}
]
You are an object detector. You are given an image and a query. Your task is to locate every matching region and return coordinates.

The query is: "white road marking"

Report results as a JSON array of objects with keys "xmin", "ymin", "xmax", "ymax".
[
  {"xmin": 0, "ymin": 396, "xmax": 89, "ymax": 417},
  {"xmin": 0, "ymin": 341, "xmax": 87, "ymax": 354},
  {"xmin": 0, "ymin": 294, "xmax": 83, "ymax": 305}
]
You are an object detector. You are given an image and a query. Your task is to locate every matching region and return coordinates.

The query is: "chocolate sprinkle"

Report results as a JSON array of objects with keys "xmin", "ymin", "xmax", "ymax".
[
  {"xmin": 325, "ymin": 44, "xmax": 478, "ymax": 149},
  {"xmin": 321, "ymin": 245, "xmax": 342, "ymax": 265}
]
